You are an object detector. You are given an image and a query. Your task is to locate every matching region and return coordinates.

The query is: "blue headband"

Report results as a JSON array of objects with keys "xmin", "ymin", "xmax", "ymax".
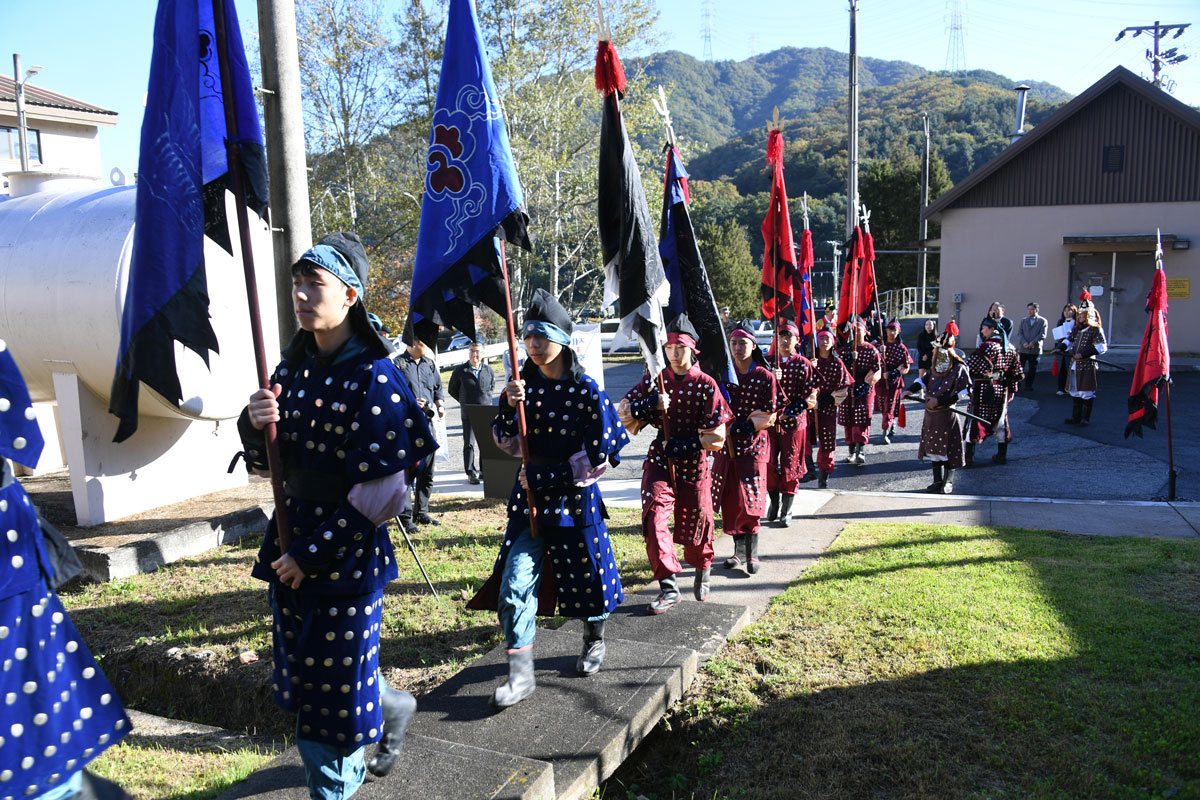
[
  {"xmin": 522, "ymin": 320, "xmax": 571, "ymax": 346},
  {"xmin": 299, "ymin": 244, "xmax": 364, "ymax": 294}
]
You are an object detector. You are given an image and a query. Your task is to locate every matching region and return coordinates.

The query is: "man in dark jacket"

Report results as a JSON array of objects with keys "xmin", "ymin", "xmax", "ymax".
[
  {"xmin": 447, "ymin": 341, "xmax": 495, "ymax": 484},
  {"xmin": 397, "ymin": 338, "xmax": 445, "ymax": 531}
]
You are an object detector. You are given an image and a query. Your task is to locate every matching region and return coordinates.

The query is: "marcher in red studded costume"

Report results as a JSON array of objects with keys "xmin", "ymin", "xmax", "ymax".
[
  {"xmin": 965, "ymin": 316, "xmax": 1024, "ymax": 466},
  {"xmin": 811, "ymin": 328, "xmax": 852, "ymax": 488},
  {"xmin": 619, "ymin": 315, "xmax": 732, "ymax": 611},
  {"xmin": 837, "ymin": 318, "xmax": 882, "ymax": 465},
  {"xmin": 765, "ymin": 320, "xmax": 817, "ymax": 526},
  {"xmin": 874, "ymin": 320, "xmax": 912, "ymax": 444},
  {"xmin": 715, "ymin": 325, "xmax": 785, "ymax": 576}
]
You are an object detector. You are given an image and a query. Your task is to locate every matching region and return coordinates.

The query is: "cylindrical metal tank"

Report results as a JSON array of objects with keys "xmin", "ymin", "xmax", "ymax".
[{"xmin": 0, "ymin": 186, "xmax": 278, "ymax": 421}]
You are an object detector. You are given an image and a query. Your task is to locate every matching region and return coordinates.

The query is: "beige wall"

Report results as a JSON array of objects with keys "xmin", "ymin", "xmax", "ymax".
[
  {"xmin": 938, "ymin": 202, "xmax": 1200, "ymax": 352},
  {"xmin": 1, "ymin": 112, "xmax": 104, "ymax": 194}
]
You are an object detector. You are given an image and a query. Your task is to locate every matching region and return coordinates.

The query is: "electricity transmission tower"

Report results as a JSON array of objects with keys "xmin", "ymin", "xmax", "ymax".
[
  {"xmin": 945, "ymin": 0, "xmax": 966, "ymax": 72},
  {"xmin": 701, "ymin": 0, "xmax": 714, "ymax": 62}
]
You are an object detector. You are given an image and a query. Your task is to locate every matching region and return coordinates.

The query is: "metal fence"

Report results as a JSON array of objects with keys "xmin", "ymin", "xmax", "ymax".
[{"xmin": 878, "ymin": 286, "xmax": 939, "ymax": 320}]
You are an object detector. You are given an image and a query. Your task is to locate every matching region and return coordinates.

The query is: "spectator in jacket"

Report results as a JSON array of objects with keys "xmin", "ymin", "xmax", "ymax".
[
  {"xmin": 1015, "ymin": 302, "xmax": 1048, "ymax": 390},
  {"xmin": 397, "ymin": 338, "xmax": 444, "ymax": 531},
  {"xmin": 447, "ymin": 341, "xmax": 495, "ymax": 485}
]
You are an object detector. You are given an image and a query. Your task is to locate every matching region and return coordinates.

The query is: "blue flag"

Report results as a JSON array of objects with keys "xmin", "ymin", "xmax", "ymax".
[
  {"xmin": 110, "ymin": 0, "xmax": 267, "ymax": 442},
  {"xmin": 658, "ymin": 145, "xmax": 737, "ymax": 391},
  {"xmin": 408, "ymin": 0, "xmax": 530, "ymax": 349}
]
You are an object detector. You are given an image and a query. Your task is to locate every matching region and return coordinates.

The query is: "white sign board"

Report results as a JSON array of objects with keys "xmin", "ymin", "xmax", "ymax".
[{"xmin": 571, "ymin": 323, "xmax": 605, "ymax": 392}]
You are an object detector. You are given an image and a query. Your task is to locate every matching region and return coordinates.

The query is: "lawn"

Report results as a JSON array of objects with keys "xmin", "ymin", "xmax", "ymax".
[{"xmin": 603, "ymin": 523, "xmax": 1200, "ymax": 800}]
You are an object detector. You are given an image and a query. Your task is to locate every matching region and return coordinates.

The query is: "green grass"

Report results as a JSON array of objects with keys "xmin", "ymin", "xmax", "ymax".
[
  {"xmin": 603, "ymin": 523, "xmax": 1200, "ymax": 800},
  {"xmin": 89, "ymin": 738, "xmax": 278, "ymax": 800}
]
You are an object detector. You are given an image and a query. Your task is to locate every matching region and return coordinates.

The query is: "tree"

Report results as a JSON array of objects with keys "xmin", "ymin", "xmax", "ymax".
[
  {"xmin": 697, "ymin": 220, "xmax": 758, "ymax": 320},
  {"xmin": 859, "ymin": 146, "xmax": 951, "ymax": 290}
]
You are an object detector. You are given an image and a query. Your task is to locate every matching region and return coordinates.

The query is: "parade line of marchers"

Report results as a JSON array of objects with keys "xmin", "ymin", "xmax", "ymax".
[{"xmin": 0, "ymin": 0, "xmax": 1172, "ymax": 798}]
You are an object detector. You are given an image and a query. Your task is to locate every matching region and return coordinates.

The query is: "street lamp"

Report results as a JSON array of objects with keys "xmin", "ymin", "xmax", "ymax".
[{"xmin": 12, "ymin": 54, "xmax": 43, "ymax": 172}]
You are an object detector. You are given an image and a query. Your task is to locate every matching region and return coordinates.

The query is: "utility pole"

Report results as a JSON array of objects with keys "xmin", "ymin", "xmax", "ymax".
[
  {"xmin": 1116, "ymin": 21, "xmax": 1190, "ymax": 88},
  {"xmin": 918, "ymin": 111, "xmax": 930, "ymax": 316},
  {"xmin": 12, "ymin": 54, "xmax": 41, "ymax": 173},
  {"xmin": 257, "ymin": 0, "xmax": 312, "ymax": 348},
  {"xmin": 701, "ymin": 0, "xmax": 714, "ymax": 62},
  {"xmin": 846, "ymin": 0, "xmax": 859, "ymax": 241}
]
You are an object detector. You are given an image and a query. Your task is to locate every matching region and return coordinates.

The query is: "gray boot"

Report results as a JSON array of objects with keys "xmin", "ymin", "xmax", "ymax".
[
  {"xmin": 777, "ymin": 494, "xmax": 796, "ymax": 526},
  {"xmin": 576, "ymin": 620, "xmax": 606, "ymax": 676},
  {"xmin": 723, "ymin": 536, "xmax": 746, "ymax": 569},
  {"xmin": 367, "ymin": 683, "xmax": 418, "ymax": 776},
  {"xmin": 490, "ymin": 646, "xmax": 536, "ymax": 709},
  {"xmin": 648, "ymin": 575, "xmax": 681, "ymax": 614},
  {"xmin": 693, "ymin": 568, "xmax": 711, "ymax": 601},
  {"xmin": 765, "ymin": 490, "xmax": 780, "ymax": 522},
  {"xmin": 747, "ymin": 534, "xmax": 761, "ymax": 574}
]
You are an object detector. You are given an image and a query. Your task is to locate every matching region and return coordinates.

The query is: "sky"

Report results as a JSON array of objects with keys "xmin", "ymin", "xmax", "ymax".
[{"xmin": 3, "ymin": 0, "xmax": 1197, "ymax": 182}]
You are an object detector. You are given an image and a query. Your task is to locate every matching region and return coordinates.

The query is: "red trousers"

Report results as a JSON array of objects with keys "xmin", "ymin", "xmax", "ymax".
[
  {"xmin": 815, "ymin": 407, "xmax": 838, "ymax": 473},
  {"xmin": 767, "ymin": 424, "xmax": 808, "ymax": 494},
  {"xmin": 843, "ymin": 423, "xmax": 869, "ymax": 446},
  {"xmin": 712, "ymin": 451, "xmax": 767, "ymax": 536},
  {"xmin": 641, "ymin": 461, "xmax": 715, "ymax": 579}
]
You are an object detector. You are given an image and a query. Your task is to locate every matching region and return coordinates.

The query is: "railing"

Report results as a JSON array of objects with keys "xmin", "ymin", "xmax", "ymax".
[{"xmin": 878, "ymin": 287, "xmax": 939, "ymax": 320}]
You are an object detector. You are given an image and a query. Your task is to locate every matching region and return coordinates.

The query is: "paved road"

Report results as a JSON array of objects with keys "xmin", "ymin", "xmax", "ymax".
[{"xmin": 434, "ymin": 360, "xmax": 1195, "ymax": 504}]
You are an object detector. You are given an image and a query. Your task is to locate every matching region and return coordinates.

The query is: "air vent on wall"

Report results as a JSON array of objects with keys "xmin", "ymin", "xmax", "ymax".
[
  {"xmin": 1103, "ymin": 145, "xmax": 1125, "ymax": 173},
  {"xmin": 1023, "ymin": 254, "xmax": 1038, "ymax": 269}
]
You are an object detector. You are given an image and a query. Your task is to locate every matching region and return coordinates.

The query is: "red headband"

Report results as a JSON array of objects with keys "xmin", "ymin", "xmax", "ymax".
[
  {"xmin": 730, "ymin": 329, "xmax": 756, "ymax": 342},
  {"xmin": 666, "ymin": 332, "xmax": 699, "ymax": 352},
  {"xmin": 777, "ymin": 320, "xmax": 799, "ymax": 336}
]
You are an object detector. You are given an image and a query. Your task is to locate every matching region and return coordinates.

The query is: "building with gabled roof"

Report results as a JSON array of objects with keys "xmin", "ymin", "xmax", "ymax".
[
  {"xmin": 925, "ymin": 66, "xmax": 1199, "ymax": 352},
  {"xmin": 0, "ymin": 74, "xmax": 118, "ymax": 195}
]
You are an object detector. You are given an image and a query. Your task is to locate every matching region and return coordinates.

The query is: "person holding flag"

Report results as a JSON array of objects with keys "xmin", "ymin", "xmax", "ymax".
[
  {"xmin": 620, "ymin": 314, "xmax": 732, "ymax": 610},
  {"xmin": 766, "ymin": 320, "xmax": 817, "ymax": 526},
  {"xmin": 838, "ymin": 317, "xmax": 882, "ymax": 466},
  {"xmin": 241, "ymin": 232, "xmax": 436, "ymax": 795},
  {"xmin": 475, "ymin": 290, "xmax": 630, "ymax": 706},
  {"xmin": 874, "ymin": 320, "xmax": 912, "ymax": 444},
  {"xmin": 811, "ymin": 329, "xmax": 853, "ymax": 488},
  {"xmin": 716, "ymin": 323, "xmax": 785, "ymax": 575}
]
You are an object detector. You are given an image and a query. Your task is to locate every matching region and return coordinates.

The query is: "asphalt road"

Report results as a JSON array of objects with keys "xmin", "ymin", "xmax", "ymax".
[{"xmin": 435, "ymin": 360, "xmax": 1195, "ymax": 504}]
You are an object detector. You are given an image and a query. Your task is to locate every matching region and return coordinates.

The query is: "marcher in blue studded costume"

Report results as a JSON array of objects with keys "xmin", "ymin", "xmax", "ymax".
[
  {"xmin": 0, "ymin": 341, "xmax": 130, "ymax": 800},
  {"xmin": 468, "ymin": 289, "xmax": 629, "ymax": 708},
  {"xmin": 241, "ymin": 232, "xmax": 435, "ymax": 798}
]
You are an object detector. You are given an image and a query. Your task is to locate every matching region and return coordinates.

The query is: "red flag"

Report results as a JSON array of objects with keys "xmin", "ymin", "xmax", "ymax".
[
  {"xmin": 1125, "ymin": 251, "xmax": 1170, "ymax": 438},
  {"xmin": 794, "ymin": 227, "xmax": 816, "ymax": 341},
  {"xmin": 836, "ymin": 226, "xmax": 876, "ymax": 329},
  {"xmin": 859, "ymin": 227, "xmax": 877, "ymax": 318},
  {"xmin": 760, "ymin": 129, "xmax": 796, "ymax": 321}
]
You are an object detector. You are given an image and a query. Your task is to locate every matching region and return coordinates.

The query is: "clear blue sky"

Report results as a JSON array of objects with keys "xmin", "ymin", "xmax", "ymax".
[{"xmin": 3, "ymin": 0, "xmax": 1197, "ymax": 182}]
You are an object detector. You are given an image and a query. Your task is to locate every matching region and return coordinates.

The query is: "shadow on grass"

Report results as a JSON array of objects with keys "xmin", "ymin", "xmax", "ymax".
[{"xmin": 606, "ymin": 527, "xmax": 1200, "ymax": 799}]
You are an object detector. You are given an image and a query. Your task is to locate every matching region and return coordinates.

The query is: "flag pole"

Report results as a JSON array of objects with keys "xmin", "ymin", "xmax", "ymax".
[
  {"xmin": 211, "ymin": 0, "xmax": 293, "ymax": 552},
  {"xmin": 496, "ymin": 240, "xmax": 540, "ymax": 538},
  {"xmin": 1165, "ymin": 378, "xmax": 1176, "ymax": 501}
]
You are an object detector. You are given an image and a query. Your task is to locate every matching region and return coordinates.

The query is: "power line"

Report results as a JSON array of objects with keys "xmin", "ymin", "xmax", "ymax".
[
  {"xmin": 1115, "ymin": 20, "xmax": 1191, "ymax": 90},
  {"xmin": 701, "ymin": 0, "xmax": 714, "ymax": 62},
  {"xmin": 945, "ymin": 0, "xmax": 967, "ymax": 71}
]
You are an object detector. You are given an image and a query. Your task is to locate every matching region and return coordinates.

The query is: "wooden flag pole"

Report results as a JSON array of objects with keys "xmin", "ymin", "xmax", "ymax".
[
  {"xmin": 496, "ymin": 239, "xmax": 540, "ymax": 538},
  {"xmin": 211, "ymin": 0, "xmax": 292, "ymax": 553}
]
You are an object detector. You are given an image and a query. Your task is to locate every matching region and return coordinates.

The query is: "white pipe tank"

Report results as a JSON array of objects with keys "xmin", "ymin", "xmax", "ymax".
[{"xmin": 0, "ymin": 185, "xmax": 277, "ymax": 422}]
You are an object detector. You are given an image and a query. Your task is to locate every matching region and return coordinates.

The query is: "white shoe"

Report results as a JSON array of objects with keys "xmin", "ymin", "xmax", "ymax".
[{"xmin": 1056, "ymin": 390, "xmax": 1066, "ymax": 396}]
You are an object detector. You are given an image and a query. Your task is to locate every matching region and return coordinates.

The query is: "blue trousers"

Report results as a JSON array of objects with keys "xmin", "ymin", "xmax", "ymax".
[
  {"xmin": 497, "ymin": 527, "xmax": 606, "ymax": 649},
  {"xmin": 296, "ymin": 673, "xmax": 394, "ymax": 799}
]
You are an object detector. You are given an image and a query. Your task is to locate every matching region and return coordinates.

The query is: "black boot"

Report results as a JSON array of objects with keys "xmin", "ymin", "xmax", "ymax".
[
  {"xmin": 746, "ymin": 534, "xmax": 761, "ymax": 574},
  {"xmin": 778, "ymin": 494, "xmax": 796, "ymax": 526},
  {"xmin": 926, "ymin": 462, "xmax": 944, "ymax": 493},
  {"xmin": 368, "ymin": 682, "xmax": 418, "ymax": 776},
  {"xmin": 648, "ymin": 575, "xmax": 681, "ymax": 614},
  {"xmin": 765, "ymin": 490, "xmax": 780, "ymax": 522},
  {"xmin": 964, "ymin": 442, "xmax": 975, "ymax": 467},
  {"xmin": 992, "ymin": 442, "xmax": 1008, "ymax": 465},
  {"xmin": 491, "ymin": 646, "xmax": 536, "ymax": 709},
  {"xmin": 1081, "ymin": 398, "xmax": 1094, "ymax": 426},
  {"xmin": 818, "ymin": 471, "xmax": 829, "ymax": 489},
  {"xmin": 882, "ymin": 424, "xmax": 893, "ymax": 445},
  {"xmin": 723, "ymin": 536, "xmax": 746, "ymax": 569},
  {"xmin": 75, "ymin": 772, "xmax": 130, "ymax": 800},
  {"xmin": 693, "ymin": 568, "xmax": 711, "ymax": 601},
  {"xmin": 577, "ymin": 619, "xmax": 606, "ymax": 676},
  {"xmin": 1065, "ymin": 397, "xmax": 1083, "ymax": 425},
  {"xmin": 941, "ymin": 467, "xmax": 956, "ymax": 494},
  {"xmin": 802, "ymin": 455, "xmax": 817, "ymax": 481}
]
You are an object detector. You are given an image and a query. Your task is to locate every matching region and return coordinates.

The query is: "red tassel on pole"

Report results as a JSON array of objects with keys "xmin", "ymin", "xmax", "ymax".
[
  {"xmin": 898, "ymin": 401, "xmax": 907, "ymax": 428},
  {"xmin": 594, "ymin": 40, "xmax": 626, "ymax": 97},
  {"xmin": 1051, "ymin": 357, "xmax": 1060, "ymax": 377}
]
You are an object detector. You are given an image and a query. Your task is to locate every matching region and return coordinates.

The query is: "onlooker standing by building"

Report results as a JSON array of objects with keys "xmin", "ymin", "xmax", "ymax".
[
  {"xmin": 976, "ymin": 301, "xmax": 1013, "ymax": 347},
  {"xmin": 1053, "ymin": 303, "xmax": 1077, "ymax": 395},
  {"xmin": 447, "ymin": 341, "xmax": 495, "ymax": 485},
  {"xmin": 1015, "ymin": 302, "xmax": 1048, "ymax": 390},
  {"xmin": 916, "ymin": 318, "xmax": 937, "ymax": 378},
  {"xmin": 397, "ymin": 338, "xmax": 445, "ymax": 531}
]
